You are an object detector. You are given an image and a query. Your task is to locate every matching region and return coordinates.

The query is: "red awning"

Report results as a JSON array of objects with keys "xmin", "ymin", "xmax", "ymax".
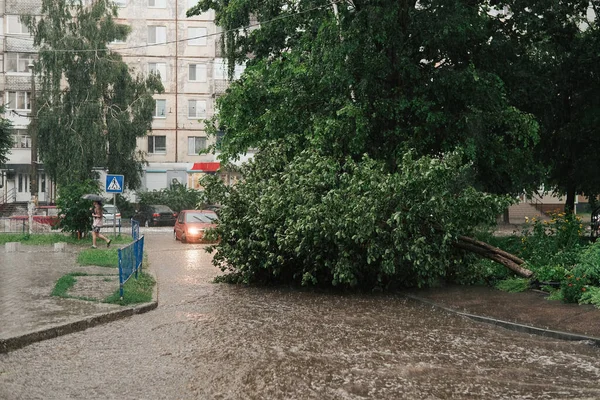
[{"xmin": 190, "ymin": 162, "xmax": 220, "ymax": 172}]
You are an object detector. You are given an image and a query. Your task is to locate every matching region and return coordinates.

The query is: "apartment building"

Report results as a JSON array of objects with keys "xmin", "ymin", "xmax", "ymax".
[{"xmin": 0, "ymin": 0, "xmax": 241, "ymax": 205}]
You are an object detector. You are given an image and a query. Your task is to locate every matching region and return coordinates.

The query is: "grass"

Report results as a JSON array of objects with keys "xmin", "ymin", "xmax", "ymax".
[
  {"xmin": 51, "ymin": 272, "xmax": 88, "ymax": 297},
  {"xmin": 105, "ymin": 271, "xmax": 155, "ymax": 305},
  {"xmin": 495, "ymin": 278, "xmax": 531, "ymax": 293},
  {"xmin": 77, "ymin": 248, "xmax": 120, "ymax": 267},
  {"xmin": 0, "ymin": 232, "xmax": 131, "ymax": 246}
]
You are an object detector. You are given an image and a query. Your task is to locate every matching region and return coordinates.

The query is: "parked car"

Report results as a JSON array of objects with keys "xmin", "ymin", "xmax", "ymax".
[
  {"xmin": 102, "ymin": 204, "xmax": 121, "ymax": 227},
  {"xmin": 133, "ymin": 204, "xmax": 177, "ymax": 227},
  {"xmin": 174, "ymin": 210, "xmax": 218, "ymax": 243}
]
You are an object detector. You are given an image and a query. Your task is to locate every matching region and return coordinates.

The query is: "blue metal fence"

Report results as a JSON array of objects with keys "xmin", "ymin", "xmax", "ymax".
[
  {"xmin": 131, "ymin": 218, "xmax": 140, "ymax": 241},
  {"xmin": 117, "ymin": 235, "xmax": 144, "ymax": 299}
]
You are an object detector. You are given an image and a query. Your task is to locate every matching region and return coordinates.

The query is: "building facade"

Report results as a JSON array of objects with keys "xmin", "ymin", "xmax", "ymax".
[{"xmin": 0, "ymin": 0, "xmax": 240, "ymax": 205}]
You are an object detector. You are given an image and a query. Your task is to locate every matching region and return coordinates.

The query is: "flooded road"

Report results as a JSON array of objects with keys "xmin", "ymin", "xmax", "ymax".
[{"xmin": 1, "ymin": 229, "xmax": 599, "ymax": 399}]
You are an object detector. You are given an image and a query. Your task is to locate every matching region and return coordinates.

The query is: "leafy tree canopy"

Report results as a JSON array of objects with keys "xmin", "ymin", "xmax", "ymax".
[
  {"xmin": 191, "ymin": 0, "xmax": 542, "ymax": 195},
  {"xmin": 0, "ymin": 107, "xmax": 13, "ymax": 166},
  {"xmin": 22, "ymin": 0, "xmax": 163, "ymax": 190},
  {"xmin": 484, "ymin": 0, "xmax": 600, "ymax": 210},
  {"xmin": 204, "ymin": 144, "xmax": 512, "ymax": 288}
]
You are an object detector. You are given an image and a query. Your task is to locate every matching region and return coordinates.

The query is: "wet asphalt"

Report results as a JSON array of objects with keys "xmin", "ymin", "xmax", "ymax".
[{"xmin": 1, "ymin": 229, "xmax": 599, "ymax": 399}]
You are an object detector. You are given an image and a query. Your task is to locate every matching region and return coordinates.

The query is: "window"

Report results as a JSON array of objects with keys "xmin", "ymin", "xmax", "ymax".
[
  {"xmin": 148, "ymin": 26, "xmax": 167, "ymax": 45},
  {"xmin": 213, "ymin": 58, "xmax": 245, "ymax": 80},
  {"xmin": 7, "ymin": 15, "xmax": 29, "ymax": 35},
  {"xmin": 153, "ymin": 99, "xmax": 166, "ymax": 118},
  {"xmin": 148, "ymin": 62, "xmax": 167, "ymax": 81},
  {"xmin": 6, "ymin": 53, "xmax": 35, "ymax": 73},
  {"xmin": 11, "ymin": 129, "xmax": 31, "ymax": 148},
  {"xmin": 188, "ymin": 64, "xmax": 207, "ymax": 82},
  {"xmin": 148, "ymin": 0, "xmax": 166, "ymax": 8},
  {"xmin": 188, "ymin": 100, "xmax": 206, "ymax": 118},
  {"xmin": 188, "ymin": 27, "xmax": 207, "ymax": 46},
  {"xmin": 113, "ymin": 0, "xmax": 127, "ymax": 6},
  {"xmin": 40, "ymin": 174, "xmax": 46, "ymax": 193},
  {"xmin": 188, "ymin": 136, "xmax": 207, "ymax": 155},
  {"xmin": 6, "ymin": 91, "xmax": 31, "ymax": 110},
  {"xmin": 148, "ymin": 136, "xmax": 166, "ymax": 154}
]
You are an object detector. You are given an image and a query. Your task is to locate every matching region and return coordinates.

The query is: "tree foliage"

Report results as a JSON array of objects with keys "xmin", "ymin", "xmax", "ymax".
[
  {"xmin": 22, "ymin": 0, "xmax": 163, "ymax": 189},
  {"xmin": 55, "ymin": 179, "xmax": 100, "ymax": 235},
  {"xmin": 204, "ymin": 144, "xmax": 512, "ymax": 289},
  {"xmin": 484, "ymin": 0, "xmax": 600, "ymax": 211},
  {"xmin": 192, "ymin": 0, "xmax": 542, "ymax": 195},
  {"xmin": 136, "ymin": 182, "xmax": 207, "ymax": 213},
  {"xmin": 0, "ymin": 107, "xmax": 13, "ymax": 166}
]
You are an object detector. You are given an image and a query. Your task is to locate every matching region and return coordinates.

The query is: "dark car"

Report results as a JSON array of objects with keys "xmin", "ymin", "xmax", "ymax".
[{"xmin": 133, "ymin": 204, "xmax": 177, "ymax": 227}]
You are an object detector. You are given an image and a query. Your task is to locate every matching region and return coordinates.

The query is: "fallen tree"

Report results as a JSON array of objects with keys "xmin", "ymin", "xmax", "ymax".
[{"xmin": 203, "ymin": 147, "xmax": 534, "ymax": 289}]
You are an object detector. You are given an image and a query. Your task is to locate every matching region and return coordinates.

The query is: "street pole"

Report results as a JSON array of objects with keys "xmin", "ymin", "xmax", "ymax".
[{"xmin": 28, "ymin": 61, "xmax": 37, "ymax": 235}]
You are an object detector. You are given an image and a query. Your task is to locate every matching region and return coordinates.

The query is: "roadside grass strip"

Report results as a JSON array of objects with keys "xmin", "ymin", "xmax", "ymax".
[
  {"xmin": 77, "ymin": 248, "xmax": 119, "ymax": 267},
  {"xmin": 0, "ymin": 233, "xmax": 131, "ymax": 246},
  {"xmin": 104, "ymin": 272, "xmax": 155, "ymax": 306},
  {"xmin": 51, "ymin": 272, "xmax": 109, "ymax": 302}
]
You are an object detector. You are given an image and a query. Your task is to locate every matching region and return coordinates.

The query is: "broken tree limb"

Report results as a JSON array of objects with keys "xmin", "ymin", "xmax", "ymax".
[
  {"xmin": 457, "ymin": 235, "xmax": 526, "ymax": 265},
  {"xmin": 453, "ymin": 239, "xmax": 534, "ymax": 278}
]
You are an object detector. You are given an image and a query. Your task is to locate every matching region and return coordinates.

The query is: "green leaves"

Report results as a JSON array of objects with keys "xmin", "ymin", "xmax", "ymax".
[
  {"xmin": 207, "ymin": 145, "xmax": 511, "ymax": 289},
  {"xmin": 22, "ymin": 0, "xmax": 163, "ymax": 190}
]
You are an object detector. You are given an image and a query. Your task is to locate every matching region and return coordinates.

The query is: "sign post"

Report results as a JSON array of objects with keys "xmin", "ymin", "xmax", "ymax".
[{"xmin": 105, "ymin": 174, "xmax": 124, "ymax": 238}]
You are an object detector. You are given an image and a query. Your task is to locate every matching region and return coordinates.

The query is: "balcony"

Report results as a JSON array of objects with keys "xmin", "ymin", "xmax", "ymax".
[
  {"xmin": 5, "ymin": 75, "xmax": 34, "ymax": 91},
  {"xmin": 6, "ymin": 0, "xmax": 42, "ymax": 14},
  {"xmin": 5, "ymin": 36, "xmax": 35, "ymax": 53}
]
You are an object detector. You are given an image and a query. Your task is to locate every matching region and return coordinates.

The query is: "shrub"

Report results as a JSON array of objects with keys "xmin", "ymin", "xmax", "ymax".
[
  {"xmin": 579, "ymin": 286, "xmax": 600, "ymax": 308},
  {"xmin": 205, "ymin": 146, "xmax": 512, "ymax": 289},
  {"xmin": 561, "ymin": 269, "xmax": 590, "ymax": 303},
  {"xmin": 56, "ymin": 180, "xmax": 100, "ymax": 236},
  {"xmin": 496, "ymin": 278, "xmax": 530, "ymax": 293},
  {"xmin": 518, "ymin": 212, "xmax": 585, "ymax": 272},
  {"xmin": 136, "ymin": 181, "xmax": 206, "ymax": 212}
]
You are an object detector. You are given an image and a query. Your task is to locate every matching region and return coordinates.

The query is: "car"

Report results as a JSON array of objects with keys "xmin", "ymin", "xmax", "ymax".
[
  {"xmin": 174, "ymin": 210, "xmax": 218, "ymax": 243},
  {"xmin": 102, "ymin": 204, "xmax": 121, "ymax": 227},
  {"xmin": 133, "ymin": 204, "xmax": 177, "ymax": 227}
]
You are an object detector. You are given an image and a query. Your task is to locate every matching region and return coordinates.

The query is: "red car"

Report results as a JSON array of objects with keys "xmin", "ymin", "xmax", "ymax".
[{"xmin": 174, "ymin": 210, "xmax": 218, "ymax": 243}]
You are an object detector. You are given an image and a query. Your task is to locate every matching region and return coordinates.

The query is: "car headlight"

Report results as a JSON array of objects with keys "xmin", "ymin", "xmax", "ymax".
[{"xmin": 187, "ymin": 228, "xmax": 204, "ymax": 235}]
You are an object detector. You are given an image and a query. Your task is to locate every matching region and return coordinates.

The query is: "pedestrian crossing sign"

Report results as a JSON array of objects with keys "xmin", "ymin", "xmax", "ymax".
[{"xmin": 105, "ymin": 174, "xmax": 124, "ymax": 193}]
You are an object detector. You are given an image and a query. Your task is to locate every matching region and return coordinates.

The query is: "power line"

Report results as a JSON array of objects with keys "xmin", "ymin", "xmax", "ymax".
[{"xmin": 4, "ymin": 1, "xmax": 342, "ymax": 54}]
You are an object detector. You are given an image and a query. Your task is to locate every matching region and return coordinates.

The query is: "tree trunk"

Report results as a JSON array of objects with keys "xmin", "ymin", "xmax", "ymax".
[
  {"xmin": 454, "ymin": 236, "xmax": 534, "ymax": 279},
  {"xmin": 503, "ymin": 208, "xmax": 510, "ymax": 224},
  {"xmin": 565, "ymin": 185, "xmax": 576, "ymax": 214}
]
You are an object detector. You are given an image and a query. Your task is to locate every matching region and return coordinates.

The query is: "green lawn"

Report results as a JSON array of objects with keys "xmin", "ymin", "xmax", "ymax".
[
  {"xmin": 104, "ymin": 271, "xmax": 155, "ymax": 305},
  {"xmin": 0, "ymin": 233, "xmax": 132, "ymax": 246}
]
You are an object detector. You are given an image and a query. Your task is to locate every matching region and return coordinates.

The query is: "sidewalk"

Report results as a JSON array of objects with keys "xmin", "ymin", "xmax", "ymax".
[
  {"xmin": 407, "ymin": 285, "xmax": 600, "ymax": 345},
  {"xmin": 0, "ymin": 243, "xmax": 157, "ymax": 353},
  {"xmin": 1, "ymin": 242, "xmax": 599, "ymax": 353}
]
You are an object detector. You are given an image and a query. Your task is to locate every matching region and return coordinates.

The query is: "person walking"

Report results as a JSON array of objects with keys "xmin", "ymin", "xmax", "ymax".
[{"xmin": 91, "ymin": 200, "xmax": 112, "ymax": 248}]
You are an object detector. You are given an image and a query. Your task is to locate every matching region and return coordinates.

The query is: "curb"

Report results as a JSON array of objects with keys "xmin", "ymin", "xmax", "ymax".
[
  {"xmin": 405, "ymin": 294, "xmax": 600, "ymax": 347},
  {"xmin": 0, "ymin": 269, "xmax": 159, "ymax": 354}
]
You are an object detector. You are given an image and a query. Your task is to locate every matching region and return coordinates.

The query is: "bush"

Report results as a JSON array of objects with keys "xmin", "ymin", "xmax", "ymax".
[
  {"xmin": 136, "ymin": 181, "xmax": 206, "ymax": 213},
  {"xmin": 561, "ymin": 269, "xmax": 590, "ymax": 303},
  {"xmin": 495, "ymin": 278, "xmax": 530, "ymax": 293},
  {"xmin": 205, "ymin": 146, "xmax": 512, "ymax": 289},
  {"xmin": 579, "ymin": 286, "xmax": 600, "ymax": 308},
  {"xmin": 56, "ymin": 180, "xmax": 100, "ymax": 236},
  {"xmin": 518, "ymin": 213, "xmax": 585, "ymax": 271}
]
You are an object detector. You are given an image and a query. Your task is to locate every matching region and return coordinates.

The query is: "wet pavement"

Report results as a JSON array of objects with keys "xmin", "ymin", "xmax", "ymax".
[{"xmin": 1, "ymin": 229, "xmax": 600, "ymax": 399}]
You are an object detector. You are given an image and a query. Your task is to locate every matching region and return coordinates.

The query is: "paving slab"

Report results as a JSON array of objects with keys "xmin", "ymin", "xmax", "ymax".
[{"xmin": 0, "ymin": 243, "xmax": 157, "ymax": 352}]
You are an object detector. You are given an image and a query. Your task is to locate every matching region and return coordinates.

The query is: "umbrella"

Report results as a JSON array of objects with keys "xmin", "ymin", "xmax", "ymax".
[{"xmin": 81, "ymin": 194, "xmax": 104, "ymax": 202}]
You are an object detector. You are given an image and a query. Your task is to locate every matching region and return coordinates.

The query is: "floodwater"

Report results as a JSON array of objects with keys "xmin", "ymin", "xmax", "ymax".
[{"xmin": 1, "ymin": 230, "xmax": 599, "ymax": 399}]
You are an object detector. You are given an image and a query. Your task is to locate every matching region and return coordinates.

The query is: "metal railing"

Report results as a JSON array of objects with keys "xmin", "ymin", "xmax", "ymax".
[
  {"xmin": 131, "ymin": 218, "xmax": 140, "ymax": 241},
  {"xmin": 117, "ymin": 235, "xmax": 144, "ymax": 299},
  {"xmin": 1, "ymin": 188, "xmax": 16, "ymax": 205}
]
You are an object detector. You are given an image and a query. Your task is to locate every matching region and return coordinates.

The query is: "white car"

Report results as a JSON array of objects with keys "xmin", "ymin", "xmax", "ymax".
[{"xmin": 102, "ymin": 204, "xmax": 122, "ymax": 227}]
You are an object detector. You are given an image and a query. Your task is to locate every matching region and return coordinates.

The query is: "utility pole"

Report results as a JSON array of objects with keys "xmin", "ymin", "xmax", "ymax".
[{"xmin": 28, "ymin": 61, "xmax": 37, "ymax": 234}]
